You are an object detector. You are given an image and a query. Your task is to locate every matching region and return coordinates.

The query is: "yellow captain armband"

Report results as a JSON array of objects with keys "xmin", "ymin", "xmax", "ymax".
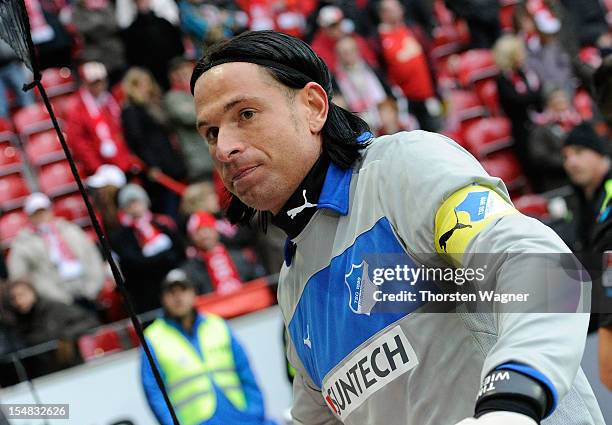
[{"xmin": 434, "ymin": 185, "xmax": 517, "ymax": 266}]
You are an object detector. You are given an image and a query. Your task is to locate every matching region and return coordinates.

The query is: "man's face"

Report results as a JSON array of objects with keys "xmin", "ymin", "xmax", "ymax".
[
  {"xmin": 191, "ymin": 226, "xmax": 219, "ymax": 251},
  {"xmin": 29, "ymin": 209, "xmax": 53, "ymax": 226},
  {"xmin": 547, "ymin": 90, "xmax": 570, "ymax": 114},
  {"xmin": 170, "ymin": 62, "xmax": 194, "ymax": 92},
  {"xmin": 194, "ymin": 62, "xmax": 324, "ymax": 214},
  {"xmin": 337, "ymin": 37, "xmax": 360, "ymax": 68},
  {"xmin": 125, "ymin": 199, "xmax": 148, "ymax": 219},
  {"xmin": 9, "ymin": 284, "xmax": 36, "ymax": 314},
  {"xmin": 87, "ymin": 79, "xmax": 107, "ymax": 97},
  {"xmin": 161, "ymin": 285, "xmax": 196, "ymax": 318},
  {"xmin": 562, "ymin": 145, "xmax": 604, "ymax": 187},
  {"xmin": 379, "ymin": 0, "xmax": 404, "ymax": 25}
]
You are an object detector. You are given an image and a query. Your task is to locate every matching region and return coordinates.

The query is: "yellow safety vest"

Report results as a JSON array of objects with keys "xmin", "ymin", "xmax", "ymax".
[{"xmin": 145, "ymin": 314, "xmax": 247, "ymax": 425}]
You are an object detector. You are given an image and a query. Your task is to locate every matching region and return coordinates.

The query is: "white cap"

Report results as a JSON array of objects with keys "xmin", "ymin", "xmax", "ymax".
[
  {"xmin": 24, "ymin": 192, "xmax": 52, "ymax": 216},
  {"xmin": 80, "ymin": 61, "xmax": 107, "ymax": 83},
  {"xmin": 317, "ymin": 5, "xmax": 344, "ymax": 28},
  {"xmin": 534, "ymin": 11, "xmax": 561, "ymax": 34},
  {"xmin": 87, "ymin": 164, "xmax": 127, "ymax": 189}
]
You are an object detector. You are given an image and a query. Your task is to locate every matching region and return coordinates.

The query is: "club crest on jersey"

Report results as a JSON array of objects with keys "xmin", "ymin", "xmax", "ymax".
[
  {"xmin": 345, "ymin": 261, "xmax": 378, "ymax": 315},
  {"xmin": 322, "ymin": 326, "xmax": 418, "ymax": 419}
]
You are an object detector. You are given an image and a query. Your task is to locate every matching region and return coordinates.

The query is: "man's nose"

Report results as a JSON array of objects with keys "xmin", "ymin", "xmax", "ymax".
[{"xmin": 215, "ymin": 128, "xmax": 243, "ymax": 162}]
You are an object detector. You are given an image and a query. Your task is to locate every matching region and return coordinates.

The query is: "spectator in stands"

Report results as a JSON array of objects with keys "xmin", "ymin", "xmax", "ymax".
[
  {"xmin": 561, "ymin": 123, "xmax": 612, "ymax": 252},
  {"xmin": 376, "ymin": 0, "xmax": 441, "ymax": 131},
  {"xmin": 110, "ymin": 184, "xmax": 185, "ymax": 313},
  {"xmin": 180, "ymin": 181, "xmax": 259, "ymax": 250},
  {"xmin": 121, "ymin": 67, "xmax": 187, "ymax": 219},
  {"xmin": 0, "ymin": 39, "xmax": 34, "ymax": 119},
  {"xmin": 8, "ymin": 193, "xmax": 106, "ymax": 309},
  {"xmin": 66, "ymin": 62, "xmax": 140, "ymax": 177},
  {"xmin": 494, "ymin": 34, "xmax": 543, "ymax": 183},
  {"xmin": 164, "ymin": 57, "xmax": 214, "ymax": 182},
  {"xmin": 141, "ymin": 268, "xmax": 275, "ymax": 425},
  {"xmin": 179, "ymin": 0, "xmax": 247, "ymax": 59},
  {"xmin": 528, "ymin": 88, "xmax": 582, "ymax": 192},
  {"xmin": 121, "ymin": 0, "xmax": 185, "ymax": 91},
  {"xmin": 181, "ymin": 211, "xmax": 265, "ymax": 295},
  {"xmin": 310, "ymin": 5, "xmax": 377, "ymax": 75},
  {"xmin": 115, "ymin": 0, "xmax": 179, "ymax": 29},
  {"xmin": 593, "ymin": 56, "xmax": 612, "ymax": 130},
  {"xmin": 527, "ymin": 9, "xmax": 575, "ymax": 98},
  {"xmin": 558, "ymin": 0, "xmax": 609, "ymax": 48},
  {"xmin": 444, "ymin": 0, "xmax": 500, "ymax": 49},
  {"xmin": 73, "ymin": 0, "xmax": 126, "ymax": 87},
  {"xmin": 590, "ymin": 55, "xmax": 612, "ymax": 391},
  {"xmin": 87, "ymin": 164, "xmax": 127, "ymax": 234},
  {"xmin": 5, "ymin": 278, "xmax": 99, "ymax": 349},
  {"xmin": 26, "ymin": 0, "xmax": 74, "ymax": 70},
  {"xmin": 334, "ymin": 35, "xmax": 399, "ymax": 136}
]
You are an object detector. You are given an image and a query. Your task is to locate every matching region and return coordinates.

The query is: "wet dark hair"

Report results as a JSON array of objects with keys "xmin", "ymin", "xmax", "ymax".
[{"xmin": 190, "ymin": 30, "xmax": 371, "ymax": 227}]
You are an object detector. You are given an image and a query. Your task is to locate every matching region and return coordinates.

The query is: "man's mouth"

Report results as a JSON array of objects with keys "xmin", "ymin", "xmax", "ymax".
[{"xmin": 232, "ymin": 166, "xmax": 259, "ymax": 183}]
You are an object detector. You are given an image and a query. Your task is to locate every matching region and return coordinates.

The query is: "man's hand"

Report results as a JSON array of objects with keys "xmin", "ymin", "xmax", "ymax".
[{"xmin": 455, "ymin": 412, "xmax": 537, "ymax": 425}]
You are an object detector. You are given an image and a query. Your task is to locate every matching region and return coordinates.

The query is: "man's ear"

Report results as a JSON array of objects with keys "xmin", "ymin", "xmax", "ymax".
[{"xmin": 301, "ymin": 82, "xmax": 329, "ymax": 133}]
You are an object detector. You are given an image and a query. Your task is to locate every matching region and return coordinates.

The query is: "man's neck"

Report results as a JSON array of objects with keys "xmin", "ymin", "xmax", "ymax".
[
  {"xmin": 271, "ymin": 154, "xmax": 330, "ymax": 239},
  {"xmin": 180, "ymin": 312, "xmax": 195, "ymax": 333}
]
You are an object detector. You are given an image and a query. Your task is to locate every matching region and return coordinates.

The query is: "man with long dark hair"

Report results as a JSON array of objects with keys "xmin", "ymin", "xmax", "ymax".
[{"xmin": 190, "ymin": 31, "xmax": 604, "ymax": 425}]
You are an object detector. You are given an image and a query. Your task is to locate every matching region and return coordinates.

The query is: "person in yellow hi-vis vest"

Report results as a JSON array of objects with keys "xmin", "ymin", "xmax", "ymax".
[{"xmin": 140, "ymin": 268, "xmax": 277, "ymax": 425}]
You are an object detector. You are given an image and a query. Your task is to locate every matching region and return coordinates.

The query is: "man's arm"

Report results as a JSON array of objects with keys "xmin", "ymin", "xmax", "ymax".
[
  {"xmin": 291, "ymin": 372, "xmax": 342, "ymax": 425},
  {"xmin": 228, "ymin": 328, "xmax": 266, "ymax": 419},
  {"xmin": 435, "ymin": 187, "xmax": 589, "ymax": 420},
  {"xmin": 140, "ymin": 341, "xmax": 174, "ymax": 425},
  {"xmin": 377, "ymin": 132, "xmax": 591, "ymax": 422}
]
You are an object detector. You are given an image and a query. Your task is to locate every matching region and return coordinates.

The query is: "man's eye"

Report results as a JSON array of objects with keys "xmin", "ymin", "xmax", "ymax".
[
  {"xmin": 240, "ymin": 110, "xmax": 255, "ymax": 120},
  {"xmin": 205, "ymin": 127, "xmax": 219, "ymax": 143}
]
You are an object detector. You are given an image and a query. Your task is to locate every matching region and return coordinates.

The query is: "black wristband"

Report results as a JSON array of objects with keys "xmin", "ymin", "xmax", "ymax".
[
  {"xmin": 475, "ymin": 369, "xmax": 549, "ymax": 422},
  {"xmin": 475, "ymin": 396, "xmax": 540, "ymax": 423}
]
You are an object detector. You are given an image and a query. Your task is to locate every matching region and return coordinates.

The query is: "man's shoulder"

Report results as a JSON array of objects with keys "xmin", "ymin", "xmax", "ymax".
[{"xmin": 360, "ymin": 130, "xmax": 473, "ymax": 170}]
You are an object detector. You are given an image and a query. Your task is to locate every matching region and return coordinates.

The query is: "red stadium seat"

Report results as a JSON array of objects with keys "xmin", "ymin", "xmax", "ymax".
[
  {"xmin": 78, "ymin": 327, "xmax": 123, "ymax": 361},
  {"xmin": 97, "ymin": 279, "xmax": 127, "ymax": 323},
  {"xmin": 480, "ymin": 150, "xmax": 527, "ymax": 191},
  {"xmin": 513, "ymin": 194, "xmax": 550, "ymax": 220},
  {"xmin": 448, "ymin": 90, "xmax": 488, "ymax": 123},
  {"xmin": 38, "ymin": 161, "xmax": 77, "ymax": 197},
  {"xmin": 431, "ymin": 26, "xmax": 466, "ymax": 59},
  {"xmin": 456, "ymin": 49, "xmax": 498, "ymax": 87},
  {"xmin": 0, "ymin": 141, "xmax": 22, "ymax": 176},
  {"xmin": 474, "ymin": 79, "xmax": 501, "ymax": 116},
  {"xmin": 0, "ymin": 118, "xmax": 15, "ymax": 142},
  {"xmin": 54, "ymin": 193, "xmax": 90, "ymax": 225},
  {"xmin": 463, "ymin": 117, "xmax": 513, "ymax": 158},
  {"xmin": 0, "ymin": 173, "xmax": 30, "ymax": 211},
  {"xmin": 196, "ymin": 278, "xmax": 276, "ymax": 319},
  {"xmin": 38, "ymin": 67, "xmax": 77, "ymax": 98},
  {"xmin": 499, "ymin": 0, "xmax": 519, "ymax": 32},
  {"xmin": 126, "ymin": 323, "xmax": 141, "ymax": 348},
  {"xmin": 13, "ymin": 103, "xmax": 54, "ymax": 136},
  {"xmin": 26, "ymin": 130, "xmax": 66, "ymax": 165},
  {"xmin": 0, "ymin": 210, "xmax": 28, "ymax": 248}
]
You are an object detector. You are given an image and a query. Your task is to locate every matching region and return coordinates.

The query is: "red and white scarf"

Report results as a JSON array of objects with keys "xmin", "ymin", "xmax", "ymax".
[
  {"xmin": 79, "ymin": 88, "xmax": 122, "ymax": 159},
  {"xmin": 24, "ymin": 0, "xmax": 55, "ymax": 44},
  {"xmin": 119, "ymin": 211, "xmax": 173, "ymax": 257},
  {"xmin": 197, "ymin": 245, "xmax": 242, "ymax": 294},
  {"xmin": 509, "ymin": 69, "xmax": 540, "ymax": 95},
  {"xmin": 32, "ymin": 220, "xmax": 83, "ymax": 279}
]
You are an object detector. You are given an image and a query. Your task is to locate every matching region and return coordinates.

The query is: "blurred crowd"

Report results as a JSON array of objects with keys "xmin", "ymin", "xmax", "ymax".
[{"xmin": 0, "ymin": 0, "xmax": 611, "ymax": 383}]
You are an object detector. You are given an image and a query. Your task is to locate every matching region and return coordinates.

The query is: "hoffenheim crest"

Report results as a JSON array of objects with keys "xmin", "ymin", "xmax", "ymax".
[{"xmin": 345, "ymin": 261, "xmax": 378, "ymax": 315}]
